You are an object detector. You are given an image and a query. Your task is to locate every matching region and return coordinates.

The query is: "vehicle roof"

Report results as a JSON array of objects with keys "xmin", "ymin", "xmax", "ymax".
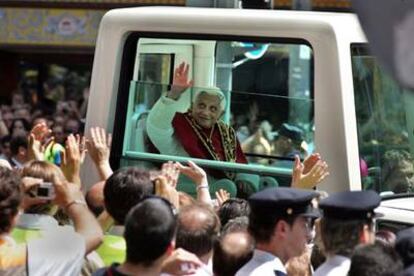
[
  {"xmin": 376, "ymin": 195, "xmax": 414, "ymax": 225},
  {"xmin": 99, "ymin": 7, "xmax": 366, "ymax": 42},
  {"xmin": 380, "ymin": 195, "xmax": 414, "ymax": 212}
]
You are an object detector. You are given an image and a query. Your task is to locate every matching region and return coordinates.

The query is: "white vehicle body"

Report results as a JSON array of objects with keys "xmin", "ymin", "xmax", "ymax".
[
  {"xmin": 83, "ymin": 7, "xmax": 368, "ymax": 193},
  {"xmin": 376, "ymin": 195, "xmax": 414, "ymax": 231}
]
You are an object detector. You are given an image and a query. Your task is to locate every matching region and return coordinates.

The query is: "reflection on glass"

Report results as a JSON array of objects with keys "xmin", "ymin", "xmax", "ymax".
[
  {"xmin": 135, "ymin": 53, "xmax": 172, "ymax": 111},
  {"xmin": 124, "ymin": 38, "xmax": 314, "ymax": 189},
  {"xmin": 352, "ymin": 44, "xmax": 414, "ymax": 194}
]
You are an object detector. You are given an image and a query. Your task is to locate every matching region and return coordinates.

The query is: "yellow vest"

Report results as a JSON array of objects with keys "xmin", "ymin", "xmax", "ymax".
[
  {"xmin": 11, "ymin": 228, "xmax": 43, "ymax": 244},
  {"xmin": 96, "ymin": 234, "xmax": 126, "ymax": 266}
]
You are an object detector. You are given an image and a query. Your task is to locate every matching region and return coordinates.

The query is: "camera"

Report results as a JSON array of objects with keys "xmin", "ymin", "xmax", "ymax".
[{"xmin": 35, "ymin": 182, "xmax": 55, "ymax": 200}]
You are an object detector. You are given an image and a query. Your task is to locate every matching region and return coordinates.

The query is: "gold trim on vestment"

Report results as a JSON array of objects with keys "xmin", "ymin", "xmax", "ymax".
[{"xmin": 184, "ymin": 113, "xmax": 238, "ymax": 179}]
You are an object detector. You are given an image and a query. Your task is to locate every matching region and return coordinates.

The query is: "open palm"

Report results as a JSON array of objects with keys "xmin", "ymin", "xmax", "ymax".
[{"xmin": 169, "ymin": 62, "xmax": 194, "ymax": 99}]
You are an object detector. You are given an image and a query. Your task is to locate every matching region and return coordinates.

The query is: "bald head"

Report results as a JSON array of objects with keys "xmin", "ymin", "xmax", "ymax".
[
  {"xmin": 213, "ymin": 231, "xmax": 254, "ymax": 276},
  {"xmin": 176, "ymin": 203, "xmax": 220, "ymax": 258},
  {"xmin": 222, "ymin": 231, "xmax": 253, "ymax": 255},
  {"xmin": 86, "ymin": 181, "xmax": 105, "ymax": 216}
]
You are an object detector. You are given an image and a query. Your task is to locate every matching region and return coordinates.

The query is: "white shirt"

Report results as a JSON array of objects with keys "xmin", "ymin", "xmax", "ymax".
[
  {"xmin": 313, "ymin": 255, "xmax": 351, "ymax": 276},
  {"xmin": 236, "ymin": 249, "xmax": 286, "ymax": 276},
  {"xmin": 15, "ymin": 213, "xmax": 85, "ymax": 276},
  {"xmin": 28, "ymin": 227, "xmax": 85, "ymax": 276}
]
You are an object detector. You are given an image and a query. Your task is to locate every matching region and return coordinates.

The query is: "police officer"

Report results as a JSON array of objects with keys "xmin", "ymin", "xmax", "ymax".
[
  {"xmin": 273, "ymin": 123, "xmax": 304, "ymax": 158},
  {"xmin": 236, "ymin": 187, "xmax": 319, "ymax": 276},
  {"xmin": 314, "ymin": 190, "xmax": 381, "ymax": 276}
]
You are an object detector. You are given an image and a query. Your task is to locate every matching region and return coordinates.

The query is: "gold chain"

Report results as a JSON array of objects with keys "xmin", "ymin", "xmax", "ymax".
[
  {"xmin": 184, "ymin": 113, "xmax": 237, "ymax": 179},
  {"xmin": 184, "ymin": 114, "xmax": 237, "ymax": 162}
]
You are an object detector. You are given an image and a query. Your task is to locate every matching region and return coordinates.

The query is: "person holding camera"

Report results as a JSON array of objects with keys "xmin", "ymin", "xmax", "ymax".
[
  {"xmin": 0, "ymin": 165, "xmax": 103, "ymax": 275},
  {"xmin": 12, "ymin": 160, "xmax": 66, "ymax": 240}
]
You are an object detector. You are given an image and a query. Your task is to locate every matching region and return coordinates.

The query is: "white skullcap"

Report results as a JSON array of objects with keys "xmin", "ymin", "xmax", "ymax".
[{"xmin": 192, "ymin": 86, "xmax": 226, "ymax": 111}]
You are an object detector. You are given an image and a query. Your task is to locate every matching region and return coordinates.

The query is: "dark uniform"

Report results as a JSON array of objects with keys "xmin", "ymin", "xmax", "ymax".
[
  {"xmin": 236, "ymin": 187, "xmax": 319, "ymax": 276},
  {"xmin": 314, "ymin": 190, "xmax": 381, "ymax": 276}
]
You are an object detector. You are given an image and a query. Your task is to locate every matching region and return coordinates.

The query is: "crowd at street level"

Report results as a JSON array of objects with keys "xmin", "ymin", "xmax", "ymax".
[
  {"xmin": 0, "ymin": 120, "xmax": 413, "ymax": 276},
  {"xmin": 0, "ymin": 65, "xmax": 414, "ymax": 276}
]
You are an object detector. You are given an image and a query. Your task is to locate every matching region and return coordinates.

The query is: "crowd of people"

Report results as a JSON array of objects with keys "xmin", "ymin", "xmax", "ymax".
[
  {"xmin": 1, "ymin": 63, "xmax": 414, "ymax": 276},
  {"xmin": 0, "ymin": 109, "xmax": 412, "ymax": 276}
]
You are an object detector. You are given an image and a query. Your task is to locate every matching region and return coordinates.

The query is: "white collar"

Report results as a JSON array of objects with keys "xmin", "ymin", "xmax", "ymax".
[
  {"xmin": 327, "ymin": 254, "xmax": 351, "ymax": 265},
  {"xmin": 253, "ymin": 249, "xmax": 286, "ymax": 273}
]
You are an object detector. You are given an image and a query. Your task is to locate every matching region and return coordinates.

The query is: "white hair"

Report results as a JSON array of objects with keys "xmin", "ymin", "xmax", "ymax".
[{"xmin": 192, "ymin": 87, "xmax": 226, "ymax": 111}]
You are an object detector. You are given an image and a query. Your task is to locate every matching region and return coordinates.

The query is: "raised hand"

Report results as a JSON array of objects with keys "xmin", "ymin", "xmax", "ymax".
[
  {"xmin": 160, "ymin": 161, "xmax": 180, "ymax": 188},
  {"xmin": 291, "ymin": 155, "xmax": 329, "ymax": 189},
  {"xmin": 303, "ymin": 153, "xmax": 321, "ymax": 174},
  {"xmin": 61, "ymin": 134, "xmax": 82, "ymax": 186},
  {"xmin": 177, "ymin": 161, "xmax": 211, "ymax": 205},
  {"xmin": 176, "ymin": 160, "xmax": 208, "ymax": 187},
  {"xmin": 291, "ymin": 155, "xmax": 304, "ymax": 188},
  {"xmin": 27, "ymin": 122, "xmax": 53, "ymax": 161},
  {"xmin": 154, "ymin": 175, "xmax": 179, "ymax": 209},
  {"xmin": 86, "ymin": 127, "xmax": 113, "ymax": 180},
  {"xmin": 52, "ymin": 175, "xmax": 84, "ymax": 209},
  {"xmin": 75, "ymin": 134, "xmax": 87, "ymax": 164},
  {"xmin": 168, "ymin": 62, "xmax": 194, "ymax": 100},
  {"xmin": 31, "ymin": 122, "xmax": 51, "ymax": 141},
  {"xmin": 161, "ymin": 248, "xmax": 202, "ymax": 276},
  {"xmin": 87, "ymin": 127, "xmax": 111, "ymax": 165},
  {"xmin": 215, "ymin": 189, "xmax": 230, "ymax": 207}
]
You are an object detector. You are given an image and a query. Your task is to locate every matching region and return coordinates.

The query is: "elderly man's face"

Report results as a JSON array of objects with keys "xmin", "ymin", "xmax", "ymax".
[{"xmin": 191, "ymin": 93, "xmax": 223, "ymax": 129}]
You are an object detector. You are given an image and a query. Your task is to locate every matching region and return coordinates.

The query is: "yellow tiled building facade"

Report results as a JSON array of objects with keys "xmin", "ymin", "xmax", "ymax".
[{"xmin": 0, "ymin": 0, "xmax": 351, "ymax": 96}]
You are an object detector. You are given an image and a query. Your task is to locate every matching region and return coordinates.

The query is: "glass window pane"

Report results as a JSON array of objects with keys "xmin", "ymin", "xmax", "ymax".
[
  {"xmin": 121, "ymin": 36, "xmax": 314, "ymax": 195},
  {"xmin": 352, "ymin": 44, "xmax": 414, "ymax": 194}
]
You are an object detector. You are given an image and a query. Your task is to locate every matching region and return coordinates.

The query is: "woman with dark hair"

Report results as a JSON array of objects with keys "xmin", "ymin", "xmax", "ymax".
[{"xmin": 10, "ymin": 118, "xmax": 31, "ymax": 138}]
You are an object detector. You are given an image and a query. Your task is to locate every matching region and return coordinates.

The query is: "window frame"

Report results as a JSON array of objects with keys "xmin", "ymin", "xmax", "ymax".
[{"xmin": 110, "ymin": 31, "xmax": 314, "ymax": 178}]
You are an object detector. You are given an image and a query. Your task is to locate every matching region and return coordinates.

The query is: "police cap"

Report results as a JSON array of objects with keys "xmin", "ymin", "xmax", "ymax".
[
  {"xmin": 278, "ymin": 123, "xmax": 303, "ymax": 142},
  {"xmin": 248, "ymin": 187, "xmax": 319, "ymax": 218},
  {"xmin": 319, "ymin": 190, "xmax": 381, "ymax": 220}
]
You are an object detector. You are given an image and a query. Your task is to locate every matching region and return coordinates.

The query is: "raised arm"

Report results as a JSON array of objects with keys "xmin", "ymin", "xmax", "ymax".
[
  {"xmin": 146, "ymin": 62, "xmax": 194, "ymax": 155},
  {"xmin": 177, "ymin": 161, "xmax": 212, "ymax": 205},
  {"xmin": 53, "ymin": 177, "xmax": 103, "ymax": 254}
]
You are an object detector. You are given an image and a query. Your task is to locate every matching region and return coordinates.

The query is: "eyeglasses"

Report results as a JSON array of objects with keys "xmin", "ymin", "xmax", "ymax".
[{"xmin": 302, "ymin": 217, "xmax": 315, "ymax": 232}]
